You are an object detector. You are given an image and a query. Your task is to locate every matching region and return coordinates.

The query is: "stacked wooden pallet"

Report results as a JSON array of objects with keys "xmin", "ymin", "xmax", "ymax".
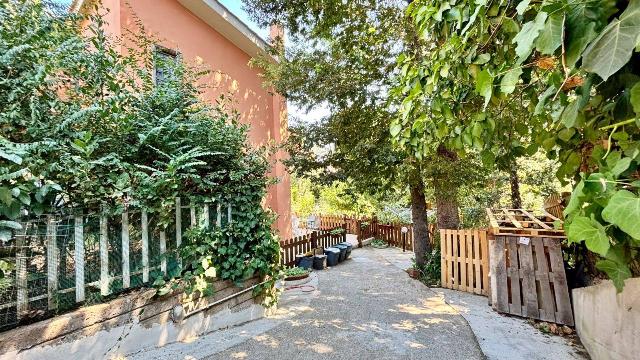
[{"xmin": 486, "ymin": 208, "xmax": 574, "ymax": 326}]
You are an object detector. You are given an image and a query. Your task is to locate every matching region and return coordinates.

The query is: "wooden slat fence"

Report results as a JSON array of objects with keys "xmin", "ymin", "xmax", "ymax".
[
  {"xmin": 0, "ymin": 197, "xmax": 230, "ymax": 331},
  {"xmin": 440, "ymin": 229, "xmax": 489, "ymax": 295},
  {"xmin": 279, "ymin": 228, "xmax": 346, "ymax": 267},
  {"xmin": 377, "ymin": 223, "xmax": 414, "ymax": 251},
  {"xmin": 489, "ymin": 235, "xmax": 574, "ymax": 326}
]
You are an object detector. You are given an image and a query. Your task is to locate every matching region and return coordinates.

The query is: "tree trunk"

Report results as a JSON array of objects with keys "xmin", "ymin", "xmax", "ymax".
[
  {"xmin": 509, "ymin": 162, "xmax": 522, "ymax": 209},
  {"xmin": 434, "ymin": 182, "xmax": 460, "ymax": 229},
  {"xmin": 435, "ymin": 145, "xmax": 460, "ymax": 229},
  {"xmin": 410, "ymin": 170, "xmax": 431, "ymax": 268}
]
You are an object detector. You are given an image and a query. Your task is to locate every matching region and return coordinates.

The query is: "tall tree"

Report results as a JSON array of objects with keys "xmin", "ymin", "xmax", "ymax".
[
  {"xmin": 394, "ymin": 0, "xmax": 640, "ymax": 290},
  {"xmin": 243, "ymin": 0, "xmax": 437, "ymax": 265}
]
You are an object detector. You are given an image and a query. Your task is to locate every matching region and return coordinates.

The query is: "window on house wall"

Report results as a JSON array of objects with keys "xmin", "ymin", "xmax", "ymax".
[{"xmin": 154, "ymin": 46, "xmax": 179, "ymax": 86}]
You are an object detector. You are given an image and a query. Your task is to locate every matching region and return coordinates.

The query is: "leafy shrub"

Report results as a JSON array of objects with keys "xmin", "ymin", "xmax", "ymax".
[{"xmin": 1, "ymin": 0, "xmax": 280, "ymax": 302}]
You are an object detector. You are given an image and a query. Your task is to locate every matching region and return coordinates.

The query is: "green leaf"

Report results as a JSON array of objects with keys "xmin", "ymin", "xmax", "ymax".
[
  {"xmin": 500, "ymin": 67, "xmax": 523, "ymax": 94},
  {"xmin": 476, "ymin": 69, "xmax": 493, "ymax": 109},
  {"xmin": 0, "ymin": 150, "xmax": 22, "ymax": 165},
  {"xmin": 630, "ymin": 82, "xmax": 640, "ymax": 114},
  {"xmin": 516, "ymin": 0, "xmax": 530, "ymax": 15},
  {"xmin": 204, "ymin": 267, "xmax": 217, "ymax": 278},
  {"xmin": 536, "ymin": 14, "xmax": 563, "ymax": 54},
  {"xmin": 473, "ymin": 53, "xmax": 491, "ymax": 65},
  {"xmin": 0, "ymin": 187, "xmax": 12, "ymax": 205},
  {"xmin": 582, "ymin": 0, "xmax": 640, "ymax": 80},
  {"xmin": 563, "ymin": 180, "xmax": 584, "ymax": 217},
  {"xmin": 0, "ymin": 220, "xmax": 22, "ymax": 230},
  {"xmin": 610, "ymin": 157, "xmax": 632, "ymax": 176},
  {"xmin": 596, "ymin": 259, "xmax": 631, "ymax": 292},
  {"xmin": 201, "ymin": 258, "xmax": 209, "ymax": 270},
  {"xmin": 513, "ymin": 12, "xmax": 548, "ymax": 61},
  {"xmin": 561, "ymin": 101, "xmax": 581, "ymax": 128},
  {"xmin": 566, "ymin": 216, "xmax": 610, "ymax": 256},
  {"xmin": 390, "ymin": 123, "xmax": 402, "ymax": 137},
  {"xmin": 535, "ymin": 86, "xmax": 556, "ymax": 114},
  {"xmin": 565, "ymin": 22, "xmax": 597, "ymax": 69},
  {"xmin": 602, "ymin": 190, "xmax": 640, "ymax": 239}
]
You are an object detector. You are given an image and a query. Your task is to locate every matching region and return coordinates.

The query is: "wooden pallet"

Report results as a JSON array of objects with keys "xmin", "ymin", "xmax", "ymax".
[
  {"xmin": 489, "ymin": 235, "xmax": 574, "ymax": 326},
  {"xmin": 486, "ymin": 208, "xmax": 566, "ymax": 238},
  {"xmin": 440, "ymin": 229, "xmax": 489, "ymax": 295}
]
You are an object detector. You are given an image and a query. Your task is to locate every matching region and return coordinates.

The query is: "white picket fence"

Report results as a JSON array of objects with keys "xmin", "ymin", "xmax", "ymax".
[{"xmin": 2, "ymin": 197, "xmax": 231, "ymax": 325}]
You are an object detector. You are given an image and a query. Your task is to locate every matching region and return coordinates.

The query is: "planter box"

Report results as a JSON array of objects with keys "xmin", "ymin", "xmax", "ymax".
[
  {"xmin": 573, "ymin": 278, "xmax": 640, "ymax": 360},
  {"xmin": 0, "ymin": 278, "xmax": 270, "ymax": 360}
]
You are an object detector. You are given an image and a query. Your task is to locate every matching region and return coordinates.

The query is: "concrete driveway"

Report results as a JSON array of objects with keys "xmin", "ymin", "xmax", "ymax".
[{"xmin": 130, "ymin": 246, "xmax": 484, "ymax": 359}]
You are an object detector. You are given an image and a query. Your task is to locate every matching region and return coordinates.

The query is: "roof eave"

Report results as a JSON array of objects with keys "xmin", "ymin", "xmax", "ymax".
[{"xmin": 71, "ymin": 0, "xmax": 273, "ymax": 60}]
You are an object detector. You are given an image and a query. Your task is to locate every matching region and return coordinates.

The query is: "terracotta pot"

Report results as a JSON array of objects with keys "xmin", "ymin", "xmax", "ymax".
[{"xmin": 406, "ymin": 268, "xmax": 420, "ymax": 279}]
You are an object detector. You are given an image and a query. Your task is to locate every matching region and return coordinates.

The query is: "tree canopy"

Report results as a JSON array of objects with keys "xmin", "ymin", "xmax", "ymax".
[{"xmin": 394, "ymin": 0, "xmax": 640, "ymax": 290}]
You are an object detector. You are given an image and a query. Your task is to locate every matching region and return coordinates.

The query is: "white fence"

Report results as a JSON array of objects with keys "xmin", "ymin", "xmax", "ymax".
[{"xmin": 0, "ymin": 197, "xmax": 231, "ymax": 331}]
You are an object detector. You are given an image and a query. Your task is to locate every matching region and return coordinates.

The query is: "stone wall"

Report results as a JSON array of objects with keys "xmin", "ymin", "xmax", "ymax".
[
  {"xmin": 573, "ymin": 278, "xmax": 640, "ymax": 360},
  {"xmin": 0, "ymin": 277, "xmax": 270, "ymax": 360}
]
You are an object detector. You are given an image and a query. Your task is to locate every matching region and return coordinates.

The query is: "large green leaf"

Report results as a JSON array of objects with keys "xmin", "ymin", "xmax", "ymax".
[
  {"xmin": 500, "ymin": 67, "xmax": 523, "ymax": 94},
  {"xmin": 516, "ymin": 0, "xmax": 530, "ymax": 15},
  {"xmin": 565, "ymin": 0, "xmax": 616, "ymax": 68},
  {"xmin": 582, "ymin": 0, "xmax": 640, "ymax": 80},
  {"xmin": 390, "ymin": 122, "xmax": 402, "ymax": 137},
  {"xmin": 596, "ymin": 259, "xmax": 631, "ymax": 292},
  {"xmin": 566, "ymin": 216, "xmax": 611, "ymax": 256},
  {"xmin": 513, "ymin": 12, "xmax": 548, "ymax": 60},
  {"xmin": 602, "ymin": 190, "xmax": 640, "ymax": 239},
  {"xmin": 536, "ymin": 14, "xmax": 563, "ymax": 54},
  {"xmin": 476, "ymin": 69, "xmax": 493, "ymax": 109}
]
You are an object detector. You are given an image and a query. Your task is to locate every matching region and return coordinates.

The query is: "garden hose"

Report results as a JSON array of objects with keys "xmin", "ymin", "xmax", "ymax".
[{"xmin": 284, "ymin": 284, "xmax": 316, "ymax": 292}]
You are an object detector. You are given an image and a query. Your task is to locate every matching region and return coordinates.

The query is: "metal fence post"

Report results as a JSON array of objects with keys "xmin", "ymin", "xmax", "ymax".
[{"xmin": 46, "ymin": 215, "xmax": 58, "ymax": 311}]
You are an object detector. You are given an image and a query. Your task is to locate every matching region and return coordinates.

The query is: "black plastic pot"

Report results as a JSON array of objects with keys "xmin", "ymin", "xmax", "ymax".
[
  {"xmin": 313, "ymin": 255, "xmax": 327, "ymax": 270},
  {"xmin": 324, "ymin": 247, "xmax": 340, "ymax": 266},
  {"xmin": 298, "ymin": 256, "xmax": 314, "ymax": 270},
  {"xmin": 340, "ymin": 242, "xmax": 353, "ymax": 259},
  {"xmin": 334, "ymin": 244, "xmax": 348, "ymax": 262}
]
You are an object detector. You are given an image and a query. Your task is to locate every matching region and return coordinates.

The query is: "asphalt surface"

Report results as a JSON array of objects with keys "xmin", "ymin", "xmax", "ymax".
[{"xmin": 202, "ymin": 247, "xmax": 484, "ymax": 360}]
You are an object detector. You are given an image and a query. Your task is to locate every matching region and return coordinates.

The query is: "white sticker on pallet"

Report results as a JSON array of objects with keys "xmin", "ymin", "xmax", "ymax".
[{"xmin": 519, "ymin": 236, "xmax": 530, "ymax": 245}]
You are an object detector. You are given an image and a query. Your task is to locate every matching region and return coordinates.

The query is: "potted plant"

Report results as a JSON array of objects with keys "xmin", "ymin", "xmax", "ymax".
[
  {"xmin": 371, "ymin": 238, "xmax": 389, "ymax": 249},
  {"xmin": 283, "ymin": 267, "xmax": 310, "ymax": 281}
]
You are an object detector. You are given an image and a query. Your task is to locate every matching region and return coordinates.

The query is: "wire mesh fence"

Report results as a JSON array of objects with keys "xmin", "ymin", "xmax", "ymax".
[{"xmin": 0, "ymin": 197, "xmax": 231, "ymax": 332}]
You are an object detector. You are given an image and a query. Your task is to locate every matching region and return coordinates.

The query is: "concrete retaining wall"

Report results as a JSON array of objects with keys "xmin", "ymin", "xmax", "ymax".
[
  {"xmin": 0, "ymin": 278, "xmax": 271, "ymax": 360},
  {"xmin": 573, "ymin": 278, "xmax": 640, "ymax": 360}
]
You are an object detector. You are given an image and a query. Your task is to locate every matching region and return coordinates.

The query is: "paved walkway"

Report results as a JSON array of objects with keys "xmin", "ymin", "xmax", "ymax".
[{"xmin": 132, "ymin": 246, "xmax": 484, "ymax": 359}]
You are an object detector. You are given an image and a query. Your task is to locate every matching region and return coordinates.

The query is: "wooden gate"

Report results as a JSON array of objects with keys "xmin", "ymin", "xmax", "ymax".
[
  {"xmin": 489, "ymin": 235, "xmax": 574, "ymax": 326},
  {"xmin": 440, "ymin": 229, "xmax": 489, "ymax": 295}
]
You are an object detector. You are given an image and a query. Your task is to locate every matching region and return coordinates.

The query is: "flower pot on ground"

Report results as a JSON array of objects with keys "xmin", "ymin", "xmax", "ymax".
[
  {"xmin": 284, "ymin": 267, "xmax": 310, "ymax": 281},
  {"xmin": 406, "ymin": 268, "xmax": 420, "ymax": 279},
  {"xmin": 371, "ymin": 238, "xmax": 389, "ymax": 249}
]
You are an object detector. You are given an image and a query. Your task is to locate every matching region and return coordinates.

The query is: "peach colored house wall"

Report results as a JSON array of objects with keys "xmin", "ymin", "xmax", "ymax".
[{"xmin": 90, "ymin": 0, "xmax": 291, "ymax": 238}]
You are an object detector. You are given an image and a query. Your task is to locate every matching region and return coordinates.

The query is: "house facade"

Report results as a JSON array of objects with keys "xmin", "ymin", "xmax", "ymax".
[{"xmin": 71, "ymin": 0, "xmax": 291, "ymax": 238}]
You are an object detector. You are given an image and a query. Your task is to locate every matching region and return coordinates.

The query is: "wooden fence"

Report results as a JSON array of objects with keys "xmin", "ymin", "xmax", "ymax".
[
  {"xmin": 489, "ymin": 235, "xmax": 574, "ymax": 326},
  {"xmin": 0, "ymin": 197, "xmax": 230, "ymax": 331},
  {"xmin": 294, "ymin": 214, "xmax": 435, "ymax": 252},
  {"xmin": 377, "ymin": 223, "xmax": 414, "ymax": 251},
  {"xmin": 279, "ymin": 228, "xmax": 346, "ymax": 267},
  {"xmin": 440, "ymin": 229, "xmax": 489, "ymax": 295}
]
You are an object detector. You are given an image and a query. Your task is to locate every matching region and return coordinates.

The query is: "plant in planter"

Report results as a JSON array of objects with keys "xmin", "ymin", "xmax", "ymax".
[
  {"xmin": 371, "ymin": 238, "xmax": 389, "ymax": 249},
  {"xmin": 283, "ymin": 266, "xmax": 310, "ymax": 281}
]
